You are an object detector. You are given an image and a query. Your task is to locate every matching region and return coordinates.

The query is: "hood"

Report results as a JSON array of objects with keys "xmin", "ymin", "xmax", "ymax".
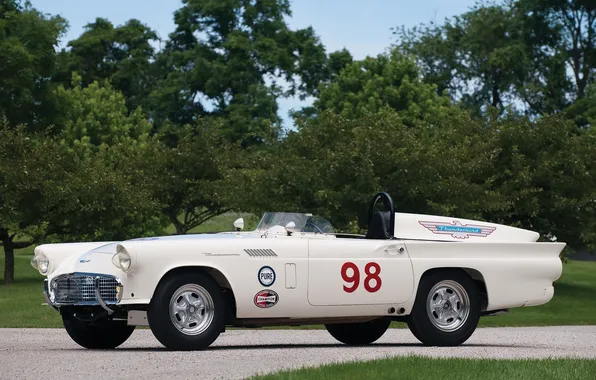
[
  {"xmin": 394, "ymin": 212, "xmax": 540, "ymax": 242},
  {"xmin": 123, "ymin": 231, "xmax": 261, "ymax": 243}
]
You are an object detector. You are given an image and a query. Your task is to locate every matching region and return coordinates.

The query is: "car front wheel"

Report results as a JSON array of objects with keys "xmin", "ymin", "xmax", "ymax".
[
  {"xmin": 147, "ymin": 272, "xmax": 225, "ymax": 351},
  {"xmin": 62, "ymin": 314, "xmax": 135, "ymax": 349},
  {"xmin": 325, "ymin": 318, "xmax": 391, "ymax": 345},
  {"xmin": 407, "ymin": 269, "xmax": 480, "ymax": 346}
]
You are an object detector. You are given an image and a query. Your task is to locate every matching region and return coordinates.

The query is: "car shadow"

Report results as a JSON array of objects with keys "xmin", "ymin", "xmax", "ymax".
[{"xmin": 63, "ymin": 342, "xmax": 532, "ymax": 352}]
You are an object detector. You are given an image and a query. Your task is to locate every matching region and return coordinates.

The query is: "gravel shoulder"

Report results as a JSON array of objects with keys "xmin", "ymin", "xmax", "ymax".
[{"xmin": 1, "ymin": 326, "xmax": 595, "ymax": 380}]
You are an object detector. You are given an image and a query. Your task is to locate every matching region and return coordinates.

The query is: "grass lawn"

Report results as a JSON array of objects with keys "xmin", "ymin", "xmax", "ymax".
[
  {"xmin": 1, "ymin": 212, "xmax": 595, "ymax": 328},
  {"xmin": 248, "ymin": 356, "xmax": 596, "ymax": 380}
]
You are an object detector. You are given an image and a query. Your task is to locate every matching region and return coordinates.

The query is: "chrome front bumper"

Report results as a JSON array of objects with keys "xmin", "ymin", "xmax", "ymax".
[{"xmin": 44, "ymin": 272, "xmax": 123, "ymax": 315}]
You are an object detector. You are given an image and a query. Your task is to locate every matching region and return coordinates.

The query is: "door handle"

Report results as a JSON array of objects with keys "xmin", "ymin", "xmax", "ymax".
[{"xmin": 384, "ymin": 245, "xmax": 404, "ymax": 255}]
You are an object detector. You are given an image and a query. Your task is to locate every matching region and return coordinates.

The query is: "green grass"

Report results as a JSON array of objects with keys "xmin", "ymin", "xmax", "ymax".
[
  {"xmin": 0, "ymin": 245, "xmax": 61, "ymax": 327},
  {"xmin": 1, "ymin": 212, "xmax": 595, "ymax": 328},
  {"xmin": 248, "ymin": 356, "xmax": 596, "ymax": 380}
]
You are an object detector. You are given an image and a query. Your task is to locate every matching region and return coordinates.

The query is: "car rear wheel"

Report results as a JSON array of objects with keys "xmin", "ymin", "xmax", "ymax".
[
  {"xmin": 147, "ymin": 272, "xmax": 225, "ymax": 350},
  {"xmin": 62, "ymin": 314, "xmax": 135, "ymax": 349},
  {"xmin": 325, "ymin": 318, "xmax": 391, "ymax": 345},
  {"xmin": 407, "ymin": 270, "xmax": 480, "ymax": 346}
]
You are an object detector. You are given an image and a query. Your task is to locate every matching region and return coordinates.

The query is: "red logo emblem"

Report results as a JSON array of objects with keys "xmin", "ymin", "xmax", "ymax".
[{"xmin": 254, "ymin": 290, "xmax": 279, "ymax": 308}]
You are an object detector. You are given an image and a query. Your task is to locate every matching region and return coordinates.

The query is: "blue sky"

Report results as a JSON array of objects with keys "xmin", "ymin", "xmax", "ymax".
[{"xmin": 31, "ymin": 0, "xmax": 477, "ymax": 128}]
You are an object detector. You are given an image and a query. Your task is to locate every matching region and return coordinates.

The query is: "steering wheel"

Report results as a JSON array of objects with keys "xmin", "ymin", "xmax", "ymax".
[
  {"xmin": 303, "ymin": 222, "xmax": 324, "ymax": 234},
  {"xmin": 367, "ymin": 191, "xmax": 395, "ymax": 237}
]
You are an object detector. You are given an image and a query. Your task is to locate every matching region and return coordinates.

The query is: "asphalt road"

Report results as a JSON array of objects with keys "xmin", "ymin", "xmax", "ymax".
[{"xmin": 1, "ymin": 326, "xmax": 595, "ymax": 380}]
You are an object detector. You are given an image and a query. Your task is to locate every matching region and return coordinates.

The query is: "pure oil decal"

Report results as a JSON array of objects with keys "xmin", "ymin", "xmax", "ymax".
[
  {"xmin": 254, "ymin": 289, "xmax": 279, "ymax": 308},
  {"xmin": 257, "ymin": 265, "xmax": 276, "ymax": 286}
]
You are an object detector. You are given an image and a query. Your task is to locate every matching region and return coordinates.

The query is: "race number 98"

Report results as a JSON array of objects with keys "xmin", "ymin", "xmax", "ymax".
[{"xmin": 340, "ymin": 261, "xmax": 382, "ymax": 293}]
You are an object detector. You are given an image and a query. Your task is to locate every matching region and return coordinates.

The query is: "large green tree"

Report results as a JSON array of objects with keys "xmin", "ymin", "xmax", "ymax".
[
  {"xmin": 53, "ymin": 73, "xmax": 152, "ymax": 149},
  {"xmin": 55, "ymin": 17, "xmax": 159, "ymax": 114},
  {"xmin": 486, "ymin": 113, "xmax": 596, "ymax": 250},
  {"xmin": 303, "ymin": 49, "xmax": 453, "ymax": 126},
  {"xmin": 0, "ymin": 123, "xmax": 162, "ymax": 285},
  {"xmin": 149, "ymin": 0, "xmax": 329, "ymax": 146},
  {"xmin": 142, "ymin": 118, "xmax": 241, "ymax": 235},
  {"xmin": 393, "ymin": 0, "xmax": 594, "ymax": 118},
  {"xmin": 0, "ymin": 0, "xmax": 67, "ymax": 129},
  {"xmin": 517, "ymin": 0, "xmax": 596, "ymax": 99},
  {"xmin": 231, "ymin": 107, "xmax": 500, "ymax": 232}
]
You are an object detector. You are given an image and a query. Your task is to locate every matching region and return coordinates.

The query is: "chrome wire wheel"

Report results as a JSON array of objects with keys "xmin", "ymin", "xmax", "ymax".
[
  {"xmin": 426, "ymin": 280, "xmax": 470, "ymax": 332},
  {"xmin": 169, "ymin": 284, "xmax": 215, "ymax": 336}
]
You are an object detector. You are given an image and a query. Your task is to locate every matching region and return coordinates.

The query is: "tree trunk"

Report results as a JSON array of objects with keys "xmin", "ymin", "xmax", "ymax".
[{"xmin": 0, "ymin": 229, "xmax": 14, "ymax": 285}]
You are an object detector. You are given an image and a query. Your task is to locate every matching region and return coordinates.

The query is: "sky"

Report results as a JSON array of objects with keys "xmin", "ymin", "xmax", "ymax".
[{"xmin": 30, "ymin": 0, "xmax": 478, "ymax": 128}]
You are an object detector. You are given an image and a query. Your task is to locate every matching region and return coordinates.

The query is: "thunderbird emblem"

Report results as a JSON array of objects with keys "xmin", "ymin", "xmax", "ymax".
[{"xmin": 419, "ymin": 220, "xmax": 496, "ymax": 239}]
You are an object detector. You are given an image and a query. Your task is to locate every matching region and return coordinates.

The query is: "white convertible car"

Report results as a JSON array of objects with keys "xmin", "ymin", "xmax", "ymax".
[{"xmin": 31, "ymin": 192, "xmax": 565, "ymax": 351}]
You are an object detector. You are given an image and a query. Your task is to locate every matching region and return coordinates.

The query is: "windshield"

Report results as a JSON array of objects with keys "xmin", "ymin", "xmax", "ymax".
[{"xmin": 256, "ymin": 212, "xmax": 334, "ymax": 233}]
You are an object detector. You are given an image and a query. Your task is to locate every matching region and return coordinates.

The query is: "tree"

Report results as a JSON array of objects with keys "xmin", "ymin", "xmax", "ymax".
[
  {"xmin": 53, "ymin": 73, "xmax": 152, "ymax": 149},
  {"xmin": 142, "ymin": 118, "xmax": 242, "ymax": 235},
  {"xmin": 393, "ymin": 0, "xmax": 595, "ymax": 118},
  {"xmin": 0, "ymin": 0, "xmax": 67, "ymax": 130},
  {"xmin": 0, "ymin": 123, "xmax": 163, "ymax": 285},
  {"xmin": 55, "ymin": 17, "xmax": 159, "ymax": 114},
  {"xmin": 305, "ymin": 49, "xmax": 454, "ymax": 126},
  {"xmin": 487, "ymin": 113, "xmax": 596, "ymax": 250},
  {"xmin": 232, "ymin": 106, "xmax": 500, "ymax": 232},
  {"xmin": 516, "ymin": 0, "xmax": 596, "ymax": 100},
  {"xmin": 394, "ymin": 1, "xmax": 537, "ymax": 116},
  {"xmin": 149, "ymin": 0, "xmax": 328, "ymax": 146},
  {"xmin": 563, "ymin": 83, "xmax": 596, "ymax": 127}
]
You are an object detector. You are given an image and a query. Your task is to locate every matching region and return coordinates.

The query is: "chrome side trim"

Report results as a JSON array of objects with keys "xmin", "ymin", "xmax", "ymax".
[{"xmin": 95, "ymin": 277, "xmax": 114, "ymax": 315}]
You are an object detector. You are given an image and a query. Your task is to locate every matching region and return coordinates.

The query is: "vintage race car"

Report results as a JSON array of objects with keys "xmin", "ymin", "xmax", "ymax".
[{"xmin": 31, "ymin": 192, "xmax": 565, "ymax": 350}]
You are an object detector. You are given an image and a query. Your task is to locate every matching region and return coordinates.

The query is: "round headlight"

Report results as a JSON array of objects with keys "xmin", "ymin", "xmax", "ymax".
[
  {"xmin": 31, "ymin": 253, "xmax": 50, "ymax": 275},
  {"xmin": 112, "ymin": 245, "xmax": 132, "ymax": 272}
]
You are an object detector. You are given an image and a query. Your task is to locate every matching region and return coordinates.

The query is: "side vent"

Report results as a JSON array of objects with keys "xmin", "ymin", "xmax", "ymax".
[{"xmin": 244, "ymin": 249, "xmax": 277, "ymax": 257}]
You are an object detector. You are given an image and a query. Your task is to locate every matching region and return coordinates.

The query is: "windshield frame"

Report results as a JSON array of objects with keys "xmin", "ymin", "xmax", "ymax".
[{"xmin": 255, "ymin": 212, "xmax": 335, "ymax": 234}]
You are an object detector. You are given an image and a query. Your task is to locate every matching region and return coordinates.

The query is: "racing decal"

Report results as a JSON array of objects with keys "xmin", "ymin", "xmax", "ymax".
[
  {"xmin": 244, "ymin": 248, "xmax": 278, "ymax": 257},
  {"xmin": 341, "ymin": 261, "xmax": 382, "ymax": 293},
  {"xmin": 258, "ymin": 266, "xmax": 276, "ymax": 286},
  {"xmin": 254, "ymin": 290, "xmax": 279, "ymax": 308},
  {"xmin": 418, "ymin": 220, "xmax": 496, "ymax": 239}
]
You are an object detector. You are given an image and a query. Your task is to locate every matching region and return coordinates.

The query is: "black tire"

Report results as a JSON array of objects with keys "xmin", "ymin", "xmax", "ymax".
[
  {"xmin": 62, "ymin": 315, "xmax": 135, "ymax": 349},
  {"xmin": 407, "ymin": 269, "xmax": 481, "ymax": 346},
  {"xmin": 325, "ymin": 318, "xmax": 391, "ymax": 345},
  {"xmin": 147, "ymin": 271, "xmax": 225, "ymax": 351}
]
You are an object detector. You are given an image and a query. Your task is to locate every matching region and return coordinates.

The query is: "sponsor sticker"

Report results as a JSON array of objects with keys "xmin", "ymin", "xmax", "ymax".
[
  {"xmin": 254, "ymin": 289, "xmax": 279, "ymax": 308},
  {"xmin": 258, "ymin": 266, "xmax": 276, "ymax": 286}
]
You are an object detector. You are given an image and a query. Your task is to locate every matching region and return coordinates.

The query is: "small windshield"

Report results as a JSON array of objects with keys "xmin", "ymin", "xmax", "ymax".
[{"xmin": 256, "ymin": 212, "xmax": 334, "ymax": 233}]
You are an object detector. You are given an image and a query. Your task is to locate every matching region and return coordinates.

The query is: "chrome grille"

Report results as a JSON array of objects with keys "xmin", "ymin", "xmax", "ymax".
[{"xmin": 51, "ymin": 274, "xmax": 119, "ymax": 304}]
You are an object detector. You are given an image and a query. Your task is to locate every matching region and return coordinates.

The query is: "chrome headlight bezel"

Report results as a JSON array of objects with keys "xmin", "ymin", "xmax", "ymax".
[
  {"xmin": 31, "ymin": 251, "xmax": 50, "ymax": 275},
  {"xmin": 111, "ymin": 244, "xmax": 132, "ymax": 272}
]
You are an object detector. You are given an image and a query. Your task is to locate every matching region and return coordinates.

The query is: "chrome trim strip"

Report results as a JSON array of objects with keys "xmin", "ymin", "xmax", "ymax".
[
  {"xmin": 95, "ymin": 277, "xmax": 114, "ymax": 315},
  {"xmin": 43, "ymin": 279, "xmax": 59, "ymax": 312}
]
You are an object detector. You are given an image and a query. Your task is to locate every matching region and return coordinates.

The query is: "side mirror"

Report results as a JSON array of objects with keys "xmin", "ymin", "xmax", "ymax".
[
  {"xmin": 233, "ymin": 218, "xmax": 244, "ymax": 231},
  {"xmin": 285, "ymin": 221, "xmax": 296, "ymax": 235}
]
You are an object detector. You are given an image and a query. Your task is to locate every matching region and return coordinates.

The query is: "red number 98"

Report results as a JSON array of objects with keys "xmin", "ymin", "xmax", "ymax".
[{"xmin": 340, "ymin": 261, "xmax": 382, "ymax": 293}]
